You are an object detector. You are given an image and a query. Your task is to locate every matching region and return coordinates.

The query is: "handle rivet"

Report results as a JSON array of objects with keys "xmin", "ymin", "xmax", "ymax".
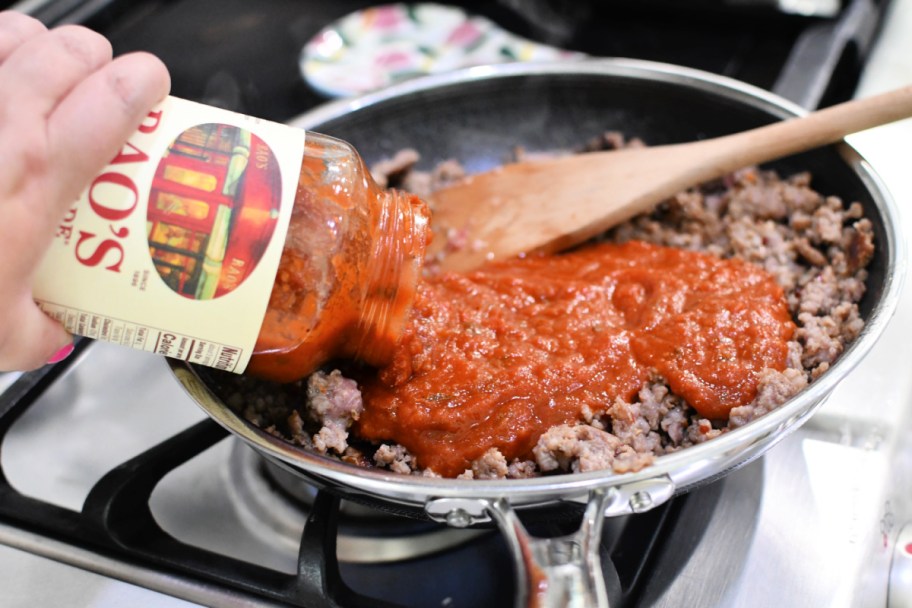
[
  {"xmin": 629, "ymin": 491, "xmax": 653, "ymax": 513},
  {"xmin": 446, "ymin": 508, "xmax": 473, "ymax": 528}
]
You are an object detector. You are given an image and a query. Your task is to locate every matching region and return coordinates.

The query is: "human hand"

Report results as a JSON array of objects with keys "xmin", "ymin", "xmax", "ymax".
[{"xmin": 0, "ymin": 11, "xmax": 170, "ymax": 371}]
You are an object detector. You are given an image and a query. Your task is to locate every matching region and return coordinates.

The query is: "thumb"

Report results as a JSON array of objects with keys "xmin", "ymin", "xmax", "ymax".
[{"xmin": 0, "ymin": 295, "xmax": 73, "ymax": 371}]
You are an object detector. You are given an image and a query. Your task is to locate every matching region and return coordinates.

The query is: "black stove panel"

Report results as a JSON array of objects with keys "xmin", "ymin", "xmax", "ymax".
[{"xmin": 28, "ymin": 0, "xmax": 889, "ymax": 119}]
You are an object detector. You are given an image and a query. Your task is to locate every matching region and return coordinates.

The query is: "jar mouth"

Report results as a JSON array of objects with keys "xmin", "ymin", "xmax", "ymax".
[{"xmin": 354, "ymin": 189, "xmax": 430, "ymax": 365}]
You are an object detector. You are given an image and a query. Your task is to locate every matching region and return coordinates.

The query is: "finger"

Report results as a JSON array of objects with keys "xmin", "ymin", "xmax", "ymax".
[
  {"xmin": 0, "ymin": 24, "xmax": 112, "ymax": 120},
  {"xmin": 0, "ymin": 11, "xmax": 46, "ymax": 64},
  {"xmin": 47, "ymin": 51, "xmax": 170, "ymax": 205},
  {"xmin": 0, "ymin": 294, "xmax": 72, "ymax": 371}
]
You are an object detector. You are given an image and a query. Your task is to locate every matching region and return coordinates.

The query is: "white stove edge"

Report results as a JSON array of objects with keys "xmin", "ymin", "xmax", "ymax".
[{"xmin": 719, "ymin": 0, "xmax": 912, "ymax": 605}]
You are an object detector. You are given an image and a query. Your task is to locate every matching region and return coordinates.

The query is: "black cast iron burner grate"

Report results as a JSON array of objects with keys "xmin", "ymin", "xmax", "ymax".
[{"xmin": 0, "ymin": 341, "xmax": 696, "ymax": 608}]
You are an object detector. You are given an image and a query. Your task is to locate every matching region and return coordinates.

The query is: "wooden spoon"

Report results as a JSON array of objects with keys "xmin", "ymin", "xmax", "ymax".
[{"xmin": 430, "ymin": 84, "xmax": 912, "ymax": 272}]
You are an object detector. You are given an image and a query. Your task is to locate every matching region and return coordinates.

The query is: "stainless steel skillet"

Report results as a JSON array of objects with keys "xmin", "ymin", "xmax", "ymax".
[{"xmin": 169, "ymin": 59, "xmax": 904, "ymax": 607}]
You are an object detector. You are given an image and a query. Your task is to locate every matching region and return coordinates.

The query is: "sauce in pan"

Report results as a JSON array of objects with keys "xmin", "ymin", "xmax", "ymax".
[{"xmin": 356, "ymin": 240, "xmax": 795, "ymax": 477}]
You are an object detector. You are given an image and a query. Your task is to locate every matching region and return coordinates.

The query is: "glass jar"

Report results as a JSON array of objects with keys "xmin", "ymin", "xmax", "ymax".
[
  {"xmin": 246, "ymin": 132, "xmax": 431, "ymax": 382},
  {"xmin": 33, "ymin": 97, "xmax": 428, "ymax": 378}
]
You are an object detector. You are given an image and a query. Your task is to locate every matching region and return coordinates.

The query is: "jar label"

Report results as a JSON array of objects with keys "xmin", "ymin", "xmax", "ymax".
[{"xmin": 33, "ymin": 96, "xmax": 305, "ymax": 373}]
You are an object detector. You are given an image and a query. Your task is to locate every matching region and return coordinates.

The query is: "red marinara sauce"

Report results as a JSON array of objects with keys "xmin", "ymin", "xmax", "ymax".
[{"xmin": 356, "ymin": 240, "xmax": 795, "ymax": 477}]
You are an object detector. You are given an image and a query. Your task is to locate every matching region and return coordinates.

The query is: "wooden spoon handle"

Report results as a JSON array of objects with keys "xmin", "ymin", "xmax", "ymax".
[
  {"xmin": 431, "ymin": 84, "xmax": 912, "ymax": 272},
  {"xmin": 690, "ymin": 83, "xmax": 912, "ymax": 177}
]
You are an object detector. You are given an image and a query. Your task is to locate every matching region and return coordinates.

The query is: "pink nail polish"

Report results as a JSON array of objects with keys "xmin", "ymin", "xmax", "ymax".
[{"xmin": 47, "ymin": 343, "xmax": 75, "ymax": 364}]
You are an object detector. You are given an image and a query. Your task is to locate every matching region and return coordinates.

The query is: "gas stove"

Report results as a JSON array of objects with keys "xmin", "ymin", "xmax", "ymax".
[{"xmin": 2, "ymin": 1, "xmax": 911, "ymax": 606}]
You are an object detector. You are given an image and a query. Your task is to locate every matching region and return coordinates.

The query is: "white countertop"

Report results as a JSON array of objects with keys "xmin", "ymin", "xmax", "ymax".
[{"xmin": 852, "ymin": 0, "xmax": 912, "ymax": 204}]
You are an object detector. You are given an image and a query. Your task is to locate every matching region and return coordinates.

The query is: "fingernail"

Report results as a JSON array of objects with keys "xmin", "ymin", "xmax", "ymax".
[{"xmin": 47, "ymin": 343, "xmax": 75, "ymax": 364}]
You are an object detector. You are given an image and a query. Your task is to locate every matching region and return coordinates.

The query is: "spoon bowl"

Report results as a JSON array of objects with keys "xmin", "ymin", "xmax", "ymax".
[{"xmin": 430, "ymin": 83, "xmax": 912, "ymax": 271}]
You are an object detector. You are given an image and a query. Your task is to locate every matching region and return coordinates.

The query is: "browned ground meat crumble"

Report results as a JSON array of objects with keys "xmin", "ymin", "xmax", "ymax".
[{"xmin": 220, "ymin": 133, "xmax": 874, "ymax": 480}]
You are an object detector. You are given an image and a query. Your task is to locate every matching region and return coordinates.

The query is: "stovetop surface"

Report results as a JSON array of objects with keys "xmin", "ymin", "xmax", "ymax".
[
  {"xmin": 76, "ymin": 0, "xmax": 871, "ymax": 120},
  {"xmin": 2, "ymin": 0, "xmax": 912, "ymax": 606}
]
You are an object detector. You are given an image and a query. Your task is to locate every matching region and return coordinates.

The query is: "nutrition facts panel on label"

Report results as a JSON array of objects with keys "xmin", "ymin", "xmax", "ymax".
[{"xmin": 38, "ymin": 302, "xmax": 244, "ymax": 373}]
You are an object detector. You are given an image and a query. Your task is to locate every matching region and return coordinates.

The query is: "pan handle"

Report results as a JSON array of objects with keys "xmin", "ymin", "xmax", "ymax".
[
  {"xmin": 486, "ymin": 489, "xmax": 613, "ymax": 608},
  {"xmin": 425, "ymin": 476, "xmax": 675, "ymax": 606}
]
